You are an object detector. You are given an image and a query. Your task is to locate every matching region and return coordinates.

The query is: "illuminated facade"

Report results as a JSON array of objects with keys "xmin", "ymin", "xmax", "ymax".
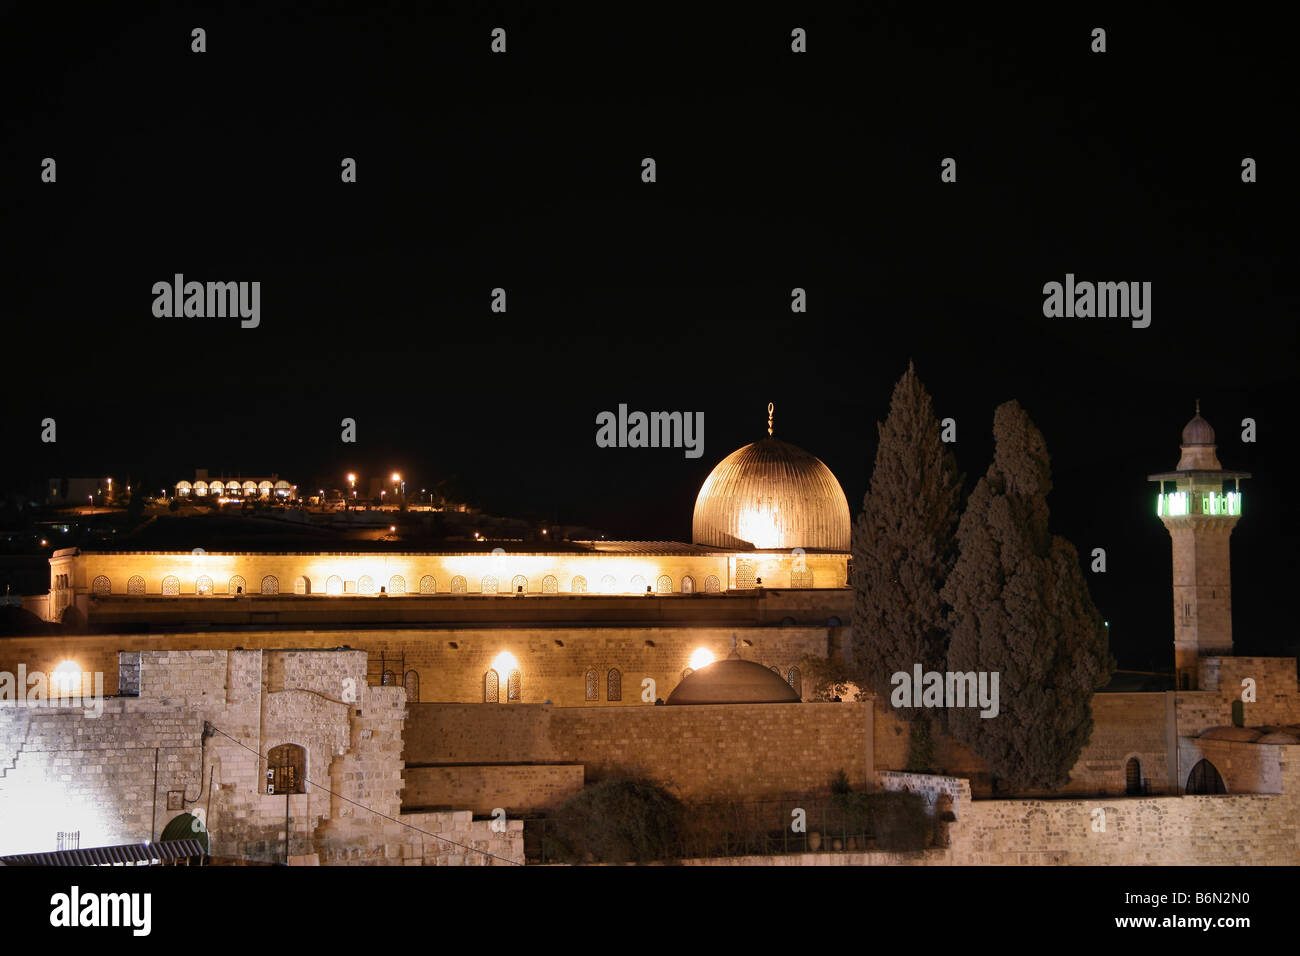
[{"xmin": 47, "ymin": 424, "xmax": 852, "ymax": 618}]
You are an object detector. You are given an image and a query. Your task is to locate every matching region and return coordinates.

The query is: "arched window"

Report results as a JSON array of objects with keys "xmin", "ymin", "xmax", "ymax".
[
  {"xmin": 208, "ymin": 480, "xmax": 224, "ymax": 496},
  {"xmin": 791, "ymin": 568, "xmax": 814, "ymax": 588},
  {"xmin": 630, "ymin": 574, "xmax": 646, "ymax": 593},
  {"xmin": 326, "ymin": 575, "xmax": 343, "ymax": 595},
  {"xmin": 571, "ymin": 575, "xmax": 587, "ymax": 594},
  {"xmin": 511, "ymin": 574, "xmax": 528, "ymax": 594},
  {"xmin": 91, "ymin": 575, "xmax": 111, "ymax": 595},
  {"xmin": 681, "ymin": 575, "xmax": 695, "ymax": 594},
  {"xmin": 419, "ymin": 575, "xmax": 436, "ymax": 594},
  {"xmin": 656, "ymin": 574, "xmax": 673, "ymax": 594},
  {"xmin": 194, "ymin": 481, "xmax": 208, "ymax": 496},
  {"xmin": 162, "ymin": 575, "xmax": 180, "ymax": 596},
  {"xmin": 451, "ymin": 575, "xmax": 467, "ymax": 594},
  {"xmin": 260, "ymin": 575, "xmax": 279, "ymax": 595},
  {"xmin": 267, "ymin": 743, "xmax": 307, "ymax": 795},
  {"xmin": 484, "ymin": 669, "xmax": 499, "ymax": 703},
  {"xmin": 357, "ymin": 574, "xmax": 375, "ymax": 595},
  {"xmin": 585, "ymin": 668, "xmax": 599, "ymax": 701},
  {"xmin": 703, "ymin": 574, "xmax": 721, "ymax": 593},
  {"xmin": 404, "ymin": 670, "xmax": 420, "ymax": 702},
  {"xmin": 382, "ymin": 670, "xmax": 395, "ymax": 686},
  {"xmin": 542, "ymin": 574, "xmax": 558, "ymax": 594},
  {"xmin": 229, "ymin": 574, "xmax": 247, "ymax": 595},
  {"xmin": 1125, "ymin": 757, "xmax": 1143, "ymax": 795},
  {"xmin": 735, "ymin": 564, "xmax": 756, "ymax": 589},
  {"xmin": 607, "ymin": 668, "xmax": 622, "ymax": 701},
  {"xmin": 600, "ymin": 574, "xmax": 617, "ymax": 594},
  {"xmin": 293, "ymin": 576, "xmax": 309, "ymax": 595},
  {"xmin": 481, "ymin": 575, "xmax": 498, "ymax": 594},
  {"xmin": 787, "ymin": 666, "xmax": 802, "ymax": 698},
  {"xmin": 388, "ymin": 575, "xmax": 406, "ymax": 595},
  {"xmin": 196, "ymin": 575, "xmax": 213, "ymax": 595},
  {"xmin": 507, "ymin": 669, "xmax": 522, "ymax": 702},
  {"xmin": 127, "ymin": 575, "xmax": 146, "ymax": 596},
  {"xmin": 1186, "ymin": 758, "xmax": 1225, "ymax": 795}
]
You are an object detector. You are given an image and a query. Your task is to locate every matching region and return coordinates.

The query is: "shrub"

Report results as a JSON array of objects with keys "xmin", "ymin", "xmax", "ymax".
[
  {"xmin": 545, "ymin": 774, "xmax": 684, "ymax": 864},
  {"xmin": 869, "ymin": 791, "xmax": 932, "ymax": 852}
]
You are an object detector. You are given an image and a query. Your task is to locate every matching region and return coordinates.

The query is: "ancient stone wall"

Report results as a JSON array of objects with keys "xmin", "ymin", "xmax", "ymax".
[{"xmin": 405, "ymin": 700, "xmax": 871, "ymax": 800}]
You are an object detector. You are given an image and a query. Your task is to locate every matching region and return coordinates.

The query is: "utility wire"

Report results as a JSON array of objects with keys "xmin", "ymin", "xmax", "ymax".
[{"xmin": 205, "ymin": 724, "xmax": 522, "ymax": 865}]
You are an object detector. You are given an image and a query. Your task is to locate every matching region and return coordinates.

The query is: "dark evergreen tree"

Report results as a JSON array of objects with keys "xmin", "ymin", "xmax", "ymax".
[
  {"xmin": 851, "ymin": 362, "xmax": 963, "ymax": 722},
  {"xmin": 941, "ymin": 401, "xmax": 1114, "ymax": 790}
]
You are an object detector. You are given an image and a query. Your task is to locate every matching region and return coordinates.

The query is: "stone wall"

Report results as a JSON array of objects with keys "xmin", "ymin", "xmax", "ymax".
[
  {"xmin": 0, "ymin": 648, "xmax": 524, "ymax": 865},
  {"xmin": 405, "ymin": 700, "xmax": 871, "ymax": 800},
  {"xmin": 403, "ymin": 765, "xmax": 584, "ymax": 815},
  {"xmin": 880, "ymin": 753, "xmax": 1300, "ymax": 865},
  {"xmin": 0, "ymin": 626, "xmax": 831, "ymax": 709}
]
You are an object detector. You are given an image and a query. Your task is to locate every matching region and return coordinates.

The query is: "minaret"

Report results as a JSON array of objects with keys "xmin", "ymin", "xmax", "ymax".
[{"xmin": 1147, "ymin": 402, "xmax": 1250, "ymax": 689}]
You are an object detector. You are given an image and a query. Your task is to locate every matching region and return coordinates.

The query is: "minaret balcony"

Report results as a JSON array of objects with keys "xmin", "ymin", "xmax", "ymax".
[{"xmin": 1156, "ymin": 490, "xmax": 1242, "ymax": 518}]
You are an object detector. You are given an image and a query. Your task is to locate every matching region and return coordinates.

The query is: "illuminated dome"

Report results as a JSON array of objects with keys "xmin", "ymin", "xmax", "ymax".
[
  {"xmin": 692, "ymin": 433, "xmax": 850, "ymax": 551},
  {"xmin": 1175, "ymin": 400, "xmax": 1223, "ymax": 471},
  {"xmin": 666, "ymin": 650, "xmax": 800, "ymax": 705}
]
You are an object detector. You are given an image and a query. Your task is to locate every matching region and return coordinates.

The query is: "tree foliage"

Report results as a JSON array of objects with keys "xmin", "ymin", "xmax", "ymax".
[
  {"xmin": 851, "ymin": 362, "xmax": 964, "ymax": 722},
  {"xmin": 941, "ymin": 401, "xmax": 1114, "ymax": 790},
  {"xmin": 545, "ymin": 774, "xmax": 684, "ymax": 864}
]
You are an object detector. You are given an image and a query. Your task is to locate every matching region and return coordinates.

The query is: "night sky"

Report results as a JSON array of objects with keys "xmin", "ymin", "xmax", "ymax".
[{"xmin": 1, "ymin": 5, "xmax": 1295, "ymax": 667}]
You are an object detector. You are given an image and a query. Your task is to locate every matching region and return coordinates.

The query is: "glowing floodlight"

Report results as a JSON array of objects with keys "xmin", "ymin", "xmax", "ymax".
[
  {"xmin": 688, "ymin": 648, "xmax": 715, "ymax": 671},
  {"xmin": 491, "ymin": 651, "xmax": 519, "ymax": 675},
  {"xmin": 53, "ymin": 660, "xmax": 81, "ymax": 694}
]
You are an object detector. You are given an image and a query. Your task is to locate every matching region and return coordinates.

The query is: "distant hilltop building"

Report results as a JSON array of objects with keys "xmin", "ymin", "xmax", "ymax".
[{"xmin": 175, "ymin": 469, "xmax": 296, "ymax": 500}]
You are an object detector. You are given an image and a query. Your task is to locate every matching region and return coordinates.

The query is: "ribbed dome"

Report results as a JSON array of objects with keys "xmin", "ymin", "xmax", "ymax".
[
  {"xmin": 692, "ymin": 437, "xmax": 850, "ymax": 551},
  {"xmin": 1182, "ymin": 413, "xmax": 1215, "ymax": 446},
  {"xmin": 666, "ymin": 651, "xmax": 800, "ymax": 705}
]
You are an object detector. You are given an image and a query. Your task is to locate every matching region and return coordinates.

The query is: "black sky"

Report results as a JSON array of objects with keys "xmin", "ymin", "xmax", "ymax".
[{"xmin": 1, "ymin": 3, "xmax": 1296, "ymax": 666}]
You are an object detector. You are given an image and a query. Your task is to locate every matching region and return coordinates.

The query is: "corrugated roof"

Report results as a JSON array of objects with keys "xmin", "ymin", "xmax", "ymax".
[{"xmin": 0, "ymin": 838, "xmax": 207, "ymax": 866}]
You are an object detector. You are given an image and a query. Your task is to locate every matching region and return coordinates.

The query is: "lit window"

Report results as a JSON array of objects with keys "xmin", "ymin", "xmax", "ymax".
[
  {"xmin": 511, "ymin": 574, "xmax": 528, "ymax": 594},
  {"xmin": 91, "ymin": 575, "xmax": 111, "ymax": 595},
  {"xmin": 293, "ymin": 576, "xmax": 309, "ymax": 595},
  {"xmin": 542, "ymin": 574, "xmax": 558, "ymax": 594},
  {"xmin": 571, "ymin": 575, "xmax": 587, "ymax": 594},
  {"xmin": 507, "ymin": 669, "xmax": 522, "ymax": 702},
  {"xmin": 630, "ymin": 574, "xmax": 646, "ymax": 593},
  {"xmin": 404, "ymin": 670, "xmax": 420, "ymax": 702},
  {"xmin": 656, "ymin": 574, "xmax": 672, "ymax": 594},
  {"xmin": 267, "ymin": 743, "xmax": 306, "ymax": 795},
  {"xmin": 229, "ymin": 575, "xmax": 246, "ymax": 595},
  {"xmin": 196, "ymin": 575, "xmax": 213, "ymax": 595},
  {"xmin": 484, "ymin": 669, "xmax": 499, "ymax": 703},
  {"xmin": 703, "ymin": 574, "xmax": 721, "ymax": 593},
  {"xmin": 419, "ymin": 575, "xmax": 436, "ymax": 594},
  {"xmin": 791, "ymin": 568, "xmax": 813, "ymax": 588},
  {"xmin": 481, "ymin": 575, "xmax": 498, "ymax": 594},
  {"xmin": 451, "ymin": 575, "xmax": 467, "ymax": 594},
  {"xmin": 585, "ymin": 668, "xmax": 599, "ymax": 701},
  {"xmin": 162, "ymin": 575, "xmax": 180, "ymax": 596},
  {"xmin": 736, "ymin": 564, "xmax": 756, "ymax": 589},
  {"xmin": 357, "ymin": 575, "xmax": 375, "ymax": 595},
  {"xmin": 127, "ymin": 575, "xmax": 146, "ymax": 596},
  {"xmin": 260, "ymin": 575, "xmax": 279, "ymax": 595},
  {"xmin": 388, "ymin": 575, "xmax": 406, "ymax": 595},
  {"xmin": 787, "ymin": 667, "xmax": 802, "ymax": 697},
  {"xmin": 600, "ymin": 575, "xmax": 617, "ymax": 594},
  {"xmin": 326, "ymin": 575, "xmax": 343, "ymax": 595}
]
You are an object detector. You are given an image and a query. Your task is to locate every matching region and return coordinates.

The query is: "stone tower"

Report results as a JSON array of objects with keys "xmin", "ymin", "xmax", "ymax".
[{"xmin": 1147, "ymin": 403, "xmax": 1250, "ymax": 689}]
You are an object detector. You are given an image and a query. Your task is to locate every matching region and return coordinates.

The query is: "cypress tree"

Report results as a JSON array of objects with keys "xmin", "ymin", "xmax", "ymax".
[
  {"xmin": 851, "ymin": 362, "xmax": 963, "ymax": 723},
  {"xmin": 941, "ymin": 401, "xmax": 1114, "ymax": 790}
]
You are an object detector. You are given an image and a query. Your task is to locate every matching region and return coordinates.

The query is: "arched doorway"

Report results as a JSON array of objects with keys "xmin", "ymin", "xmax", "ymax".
[
  {"xmin": 160, "ymin": 812, "xmax": 209, "ymax": 854},
  {"xmin": 1186, "ymin": 758, "xmax": 1226, "ymax": 795}
]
